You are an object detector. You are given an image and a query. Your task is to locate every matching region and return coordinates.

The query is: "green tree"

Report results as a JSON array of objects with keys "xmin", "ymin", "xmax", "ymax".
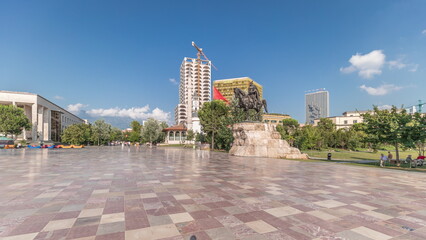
[
  {"xmin": 294, "ymin": 125, "xmax": 321, "ymax": 150},
  {"xmin": 362, "ymin": 106, "xmax": 412, "ymax": 163},
  {"xmin": 61, "ymin": 123, "xmax": 91, "ymax": 145},
  {"xmin": 406, "ymin": 112, "xmax": 426, "ymax": 156},
  {"xmin": 351, "ymin": 123, "xmax": 370, "ymax": 150},
  {"xmin": 0, "ymin": 105, "xmax": 31, "ymax": 139},
  {"xmin": 316, "ymin": 118, "xmax": 336, "ymax": 149},
  {"xmin": 157, "ymin": 122, "xmax": 168, "ymax": 143},
  {"xmin": 186, "ymin": 130, "xmax": 195, "ymax": 141},
  {"xmin": 214, "ymin": 126, "xmax": 234, "ymax": 151},
  {"xmin": 276, "ymin": 118, "xmax": 299, "ymax": 146},
  {"xmin": 110, "ymin": 127, "xmax": 124, "ymax": 142},
  {"xmin": 128, "ymin": 120, "xmax": 142, "ymax": 143},
  {"xmin": 344, "ymin": 127, "xmax": 365, "ymax": 150},
  {"xmin": 195, "ymin": 132, "xmax": 206, "ymax": 143},
  {"xmin": 334, "ymin": 128, "xmax": 348, "ymax": 149},
  {"xmin": 91, "ymin": 120, "xmax": 112, "ymax": 145},
  {"xmin": 198, "ymin": 100, "xmax": 231, "ymax": 150},
  {"xmin": 141, "ymin": 118, "xmax": 162, "ymax": 145}
]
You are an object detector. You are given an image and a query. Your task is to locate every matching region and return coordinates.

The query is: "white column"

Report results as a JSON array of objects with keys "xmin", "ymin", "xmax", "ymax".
[
  {"xmin": 31, "ymin": 104, "xmax": 38, "ymax": 140},
  {"xmin": 38, "ymin": 106, "xmax": 44, "ymax": 140},
  {"xmin": 43, "ymin": 108, "xmax": 50, "ymax": 141}
]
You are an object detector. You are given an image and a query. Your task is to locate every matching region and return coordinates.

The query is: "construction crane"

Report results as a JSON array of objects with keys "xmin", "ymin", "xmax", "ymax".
[
  {"xmin": 191, "ymin": 41, "xmax": 218, "ymax": 70},
  {"xmin": 190, "ymin": 41, "xmax": 217, "ymax": 104},
  {"xmin": 405, "ymin": 100, "xmax": 425, "ymax": 113}
]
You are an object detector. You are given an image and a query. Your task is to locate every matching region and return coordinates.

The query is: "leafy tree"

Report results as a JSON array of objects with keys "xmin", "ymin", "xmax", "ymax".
[
  {"xmin": 195, "ymin": 132, "xmax": 206, "ymax": 143},
  {"xmin": 157, "ymin": 122, "xmax": 168, "ymax": 143},
  {"xmin": 345, "ymin": 127, "xmax": 365, "ymax": 150},
  {"xmin": 198, "ymin": 100, "xmax": 231, "ymax": 150},
  {"xmin": 186, "ymin": 130, "xmax": 195, "ymax": 141},
  {"xmin": 61, "ymin": 123, "xmax": 91, "ymax": 145},
  {"xmin": 214, "ymin": 126, "xmax": 234, "ymax": 151},
  {"xmin": 362, "ymin": 106, "xmax": 412, "ymax": 163},
  {"xmin": 316, "ymin": 118, "xmax": 336, "ymax": 149},
  {"xmin": 334, "ymin": 128, "xmax": 349, "ymax": 149},
  {"xmin": 294, "ymin": 125, "xmax": 321, "ymax": 150},
  {"xmin": 406, "ymin": 113, "xmax": 426, "ymax": 156},
  {"xmin": 91, "ymin": 120, "xmax": 112, "ymax": 145},
  {"xmin": 0, "ymin": 105, "xmax": 31, "ymax": 139},
  {"xmin": 141, "ymin": 118, "xmax": 162, "ymax": 145},
  {"xmin": 128, "ymin": 120, "xmax": 142, "ymax": 143},
  {"xmin": 110, "ymin": 127, "xmax": 124, "ymax": 142},
  {"xmin": 276, "ymin": 118, "xmax": 299, "ymax": 146}
]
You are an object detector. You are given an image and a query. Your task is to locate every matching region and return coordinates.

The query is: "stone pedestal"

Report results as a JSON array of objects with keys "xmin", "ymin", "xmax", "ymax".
[{"xmin": 229, "ymin": 122, "xmax": 308, "ymax": 159}]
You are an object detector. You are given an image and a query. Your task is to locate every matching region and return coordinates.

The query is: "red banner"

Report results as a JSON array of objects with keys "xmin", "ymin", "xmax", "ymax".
[{"xmin": 213, "ymin": 87, "xmax": 229, "ymax": 104}]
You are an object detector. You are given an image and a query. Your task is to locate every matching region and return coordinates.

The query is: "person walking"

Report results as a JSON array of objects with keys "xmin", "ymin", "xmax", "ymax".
[{"xmin": 380, "ymin": 153, "xmax": 388, "ymax": 167}]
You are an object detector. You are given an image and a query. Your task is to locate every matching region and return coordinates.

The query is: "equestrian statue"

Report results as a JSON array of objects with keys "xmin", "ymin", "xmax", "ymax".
[{"xmin": 233, "ymin": 81, "xmax": 268, "ymax": 120}]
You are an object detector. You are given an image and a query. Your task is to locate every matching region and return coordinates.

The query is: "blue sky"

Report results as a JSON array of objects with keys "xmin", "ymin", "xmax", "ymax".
[{"xmin": 1, "ymin": 0, "xmax": 425, "ymax": 127}]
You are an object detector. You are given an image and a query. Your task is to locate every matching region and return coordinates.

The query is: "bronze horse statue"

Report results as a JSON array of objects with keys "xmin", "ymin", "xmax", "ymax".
[{"xmin": 234, "ymin": 82, "xmax": 268, "ymax": 116}]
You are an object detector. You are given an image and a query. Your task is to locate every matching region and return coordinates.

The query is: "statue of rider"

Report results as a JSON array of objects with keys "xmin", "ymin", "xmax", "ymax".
[{"xmin": 248, "ymin": 81, "xmax": 260, "ymax": 107}]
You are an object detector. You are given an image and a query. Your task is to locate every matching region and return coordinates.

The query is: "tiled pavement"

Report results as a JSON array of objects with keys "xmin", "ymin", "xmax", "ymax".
[{"xmin": 1, "ymin": 147, "xmax": 426, "ymax": 240}]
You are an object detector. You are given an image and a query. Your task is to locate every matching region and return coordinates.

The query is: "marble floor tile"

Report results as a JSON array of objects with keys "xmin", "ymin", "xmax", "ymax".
[
  {"xmin": 1, "ymin": 146, "xmax": 426, "ymax": 240},
  {"xmin": 314, "ymin": 199, "xmax": 347, "ymax": 208},
  {"xmin": 245, "ymin": 220, "xmax": 277, "ymax": 234},
  {"xmin": 264, "ymin": 206, "xmax": 302, "ymax": 217},
  {"xmin": 42, "ymin": 218, "xmax": 76, "ymax": 231},
  {"xmin": 100, "ymin": 212, "xmax": 125, "ymax": 224},
  {"xmin": 352, "ymin": 226, "xmax": 393, "ymax": 240},
  {"xmin": 169, "ymin": 213, "xmax": 194, "ymax": 223}
]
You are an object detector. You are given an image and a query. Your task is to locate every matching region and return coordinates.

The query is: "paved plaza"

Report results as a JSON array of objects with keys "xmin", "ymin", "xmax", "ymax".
[{"xmin": 1, "ymin": 147, "xmax": 426, "ymax": 240}]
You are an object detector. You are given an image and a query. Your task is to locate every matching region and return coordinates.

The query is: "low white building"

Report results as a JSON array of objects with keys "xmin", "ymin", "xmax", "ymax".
[
  {"xmin": 0, "ymin": 91, "xmax": 85, "ymax": 142},
  {"xmin": 313, "ymin": 111, "xmax": 366, "ymax": 129}
]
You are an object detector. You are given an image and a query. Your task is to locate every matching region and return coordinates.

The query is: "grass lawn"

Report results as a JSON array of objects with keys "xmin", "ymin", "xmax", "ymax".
[
  {"xmin": 158, "ymin": 144, "xmax": 195, "ymax": 148},
  {"xmin": 302, "ymin": 149, "xmax": 426, "ymax": 171},
  {"xmin": 304, "ymin": 149, "xmax": 421, "ymax": 161}
]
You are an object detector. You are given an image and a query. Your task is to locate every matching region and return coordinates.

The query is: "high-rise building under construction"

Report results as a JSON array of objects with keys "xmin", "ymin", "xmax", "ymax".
[{"xmin": 175, "ymin": 57, "xmax": 211, "ymax": 130}]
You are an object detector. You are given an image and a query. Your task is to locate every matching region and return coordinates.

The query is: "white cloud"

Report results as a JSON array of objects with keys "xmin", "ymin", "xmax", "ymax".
[
  {"xmin": 378, "ymin": 105, "xmax": 392, "ymax": 110},
  {"xmin": 67, "ymin": 103, "xmax": 88, "ymax": 113},
  {"xmin": 340, "ymin": 50, "xmax": 386, "ymax": 79},
  {"xmin": 169, "ymin": 78, "xmax": 178, "ymax": 85},
  {"xmin": 87, "ymin": 105, "xmax": 170, "ymax": 122},
  {"xmin": 422, "ymin": 29, "xmax": 426, "ymax": 35},
  {"xmin": 360, "ymin": 84, "xmax": 402, "ymax": 96},
  {"xmin": 388, "ymin": 59, "xmax": 406, "ymax": 69},
  {"xmin": 54, "ymin": 95, "xmax": 64, "ymax": 100},
  {"xmin": 409, "ymin": 64, "xmax": 419, "ymax": 72}
]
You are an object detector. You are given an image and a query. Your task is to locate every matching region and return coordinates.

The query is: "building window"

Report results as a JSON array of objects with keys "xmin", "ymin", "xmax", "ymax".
[
  {"xmin": 353, "ymin": 120, "xmax": 357, "ymax": 124},
  {"xmin": 271, "ymin": 120, "xmax": 277, "ymax": 123},
  {"xmin": 344, "ymin": 120, "xmax": 348, "ymax": 124}
]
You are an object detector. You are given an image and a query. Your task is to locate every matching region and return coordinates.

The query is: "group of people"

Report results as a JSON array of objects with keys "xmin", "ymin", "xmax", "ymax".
[
  {"xmin": 380, "ymin": 151, "xmax": 425, "ymax": 168},
  {"xmin": 405, "ymin": 154, "xmax": 425, "ymax": 168}
]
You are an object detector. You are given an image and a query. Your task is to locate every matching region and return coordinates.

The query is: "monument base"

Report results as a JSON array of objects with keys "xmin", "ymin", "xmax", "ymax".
[{"xmin": 229, "ymin": 122, "xmax": 308, "ymax": 159}]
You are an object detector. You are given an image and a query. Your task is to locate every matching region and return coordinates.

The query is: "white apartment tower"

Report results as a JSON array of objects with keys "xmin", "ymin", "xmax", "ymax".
[
  {"xmin": 175, "ymin": 57, "xmax": 211, "ymax": 130},
  {"xmin": 305, "ymin": 90, "xmax": 329, "ymax": 124}
]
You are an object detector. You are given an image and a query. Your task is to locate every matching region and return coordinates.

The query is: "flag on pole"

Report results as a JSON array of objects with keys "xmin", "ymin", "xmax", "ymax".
[{"xmin": 213, "ymin": 87, "xmax": 229, "ymax": 104}]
